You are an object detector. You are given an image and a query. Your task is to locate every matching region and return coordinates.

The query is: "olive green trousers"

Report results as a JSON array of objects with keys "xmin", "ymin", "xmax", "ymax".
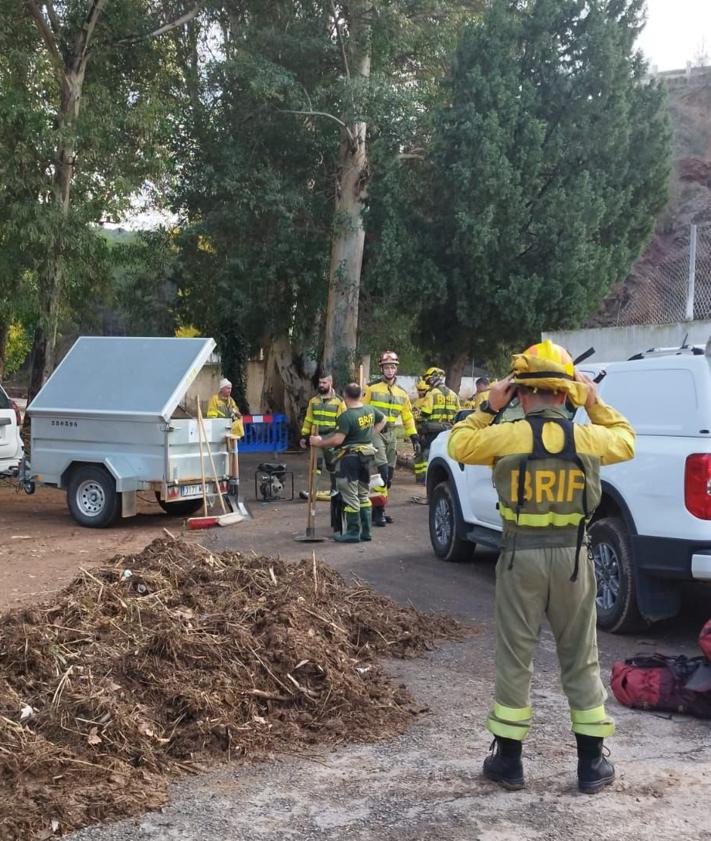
[{"xmin": 486, "ymin": 544, "xmax": 614, "ymax": 740}]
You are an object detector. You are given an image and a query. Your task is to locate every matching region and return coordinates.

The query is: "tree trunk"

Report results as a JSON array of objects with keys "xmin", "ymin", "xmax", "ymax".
[
  {"xmin": 261, "ymin": 335, "xmax": 314, "ymax": 441},
  {"xmin": 321, "ymin": 2, "xmax": 371, "ymax": 388},
  {"xmin": 444, "ymin": 350, "xmax": 470, "ymax": 395},
  {"xmin": 28, "ymin": 69, "xmax": 84, "ymax": 400}
]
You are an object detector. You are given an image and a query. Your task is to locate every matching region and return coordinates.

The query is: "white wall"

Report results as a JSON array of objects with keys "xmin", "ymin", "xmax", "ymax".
[{"xmin": 543, "ymin": 320, "xmax": 711, "ymax": 363}]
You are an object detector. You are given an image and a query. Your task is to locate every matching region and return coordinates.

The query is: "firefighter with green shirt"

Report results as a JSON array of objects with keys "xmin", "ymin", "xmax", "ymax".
[
  {"xmin": 414, "ymin": 366, "xmax": 460, "ymax": 485},
  {"xmin": 448, "ymin": 340, "xmax": 635, "ymax": 794},
  {"xmin": 299, "ymin": 373, "xmax": 346, "ymax": 501},
  {"xmin": 310, "ymin": 383, "xmax": 385, "ymax": 542},
  {"xmin": 363, "ymin": 350, "xmax": 420, "ymax": 525}
]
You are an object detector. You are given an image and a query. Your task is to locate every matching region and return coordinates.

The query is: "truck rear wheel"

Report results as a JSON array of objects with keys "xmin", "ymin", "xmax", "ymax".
[
  {"xmin": 155, "ymin": 493, "xmax": 204, "ymax": 517},
  {"xmin": 429, "ymin": 481, "xmax": 474, "ymax": 562},
  {"xmin": 589, "ymin": 517, "xmax": 644, "ymax": 633},
  {"xmin": 67, "ymin": 465, "xmax": 120, "ymax": 528}
]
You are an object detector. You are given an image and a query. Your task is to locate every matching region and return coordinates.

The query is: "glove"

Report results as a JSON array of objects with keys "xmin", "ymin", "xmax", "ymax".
[{"xmin": 410, "ymin": 435, "xmax": 422, "ymax": 457}]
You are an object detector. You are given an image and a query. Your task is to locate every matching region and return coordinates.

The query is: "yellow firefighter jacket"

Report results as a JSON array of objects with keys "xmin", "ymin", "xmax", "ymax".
[
  {"xmin": 206, "ymin": 393, "xmax": 243, "ymax": 437},
  {"xmin": 300, "ymin": 392, "xmax": 345, "ymax": 436},
  {"xmin": 363, "ymin": 379, "xmax": 417, "ymax": 437},
  {"xmin": 419, "ymin": 384, "xmax": 460, "ymax": 424},
  {"xmin": 448, "ymin": 400, "xmax": 635, "ymax": 548}
]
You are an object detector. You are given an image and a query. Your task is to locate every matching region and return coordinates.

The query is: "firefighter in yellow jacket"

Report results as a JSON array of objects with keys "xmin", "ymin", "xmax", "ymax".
[
  {"xmin": 363, "ymin": 350, "xmax": 420, "ymax": 525},
  {"xmin": 448, "ymin": 340, "xmax": 635, "ymax": 794},
  {"xmin": 463, "ymin": 376, "xmax": 490, "ymax": 410},
  {"xmin": 412, "ymin": 377, "xmax": 431, "ymax": 483},
  {"xmin": 206, "ymin": 378, "xmax": 243, "ymax": 437},
  {"xmin": 299, "ymin": 373, "xmax": 345, "ymax": 500},
  {"xmin": 414, "ymin": 367, "xmax": 460, "ymax": 484}
]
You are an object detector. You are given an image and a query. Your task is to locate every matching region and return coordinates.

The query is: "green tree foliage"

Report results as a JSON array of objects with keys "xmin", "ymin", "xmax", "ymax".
[
  {"xmin": 407, "ymin": 0, "xmax": 671, "ymax": 377},
  {"xmin": 0, "ymin": 0, "xmax": 190, "ymax": 393},
  {"xmin": 171, "ymin": 1, "xmax": 480, "ymax": 420}
]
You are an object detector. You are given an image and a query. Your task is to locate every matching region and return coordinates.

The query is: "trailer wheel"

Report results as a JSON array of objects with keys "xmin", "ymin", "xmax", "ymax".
[
  {"xmin": 154, "ymin": 493, "xmax": 204, "ymax": 517},
  {"xmin": 67, "ymin": 465, "xmax": 120, "ymax": 528}
]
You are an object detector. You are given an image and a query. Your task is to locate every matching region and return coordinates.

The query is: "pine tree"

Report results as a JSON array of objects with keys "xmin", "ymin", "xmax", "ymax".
[{"xmin": 417, "ymin": 0, "xmax": 671, "ymax": 381}]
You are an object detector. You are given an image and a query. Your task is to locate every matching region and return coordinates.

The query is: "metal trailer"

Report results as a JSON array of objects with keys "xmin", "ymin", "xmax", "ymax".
[{"xmin": 21, "ymin": 336, "xmax": 235, "ymax": 527}]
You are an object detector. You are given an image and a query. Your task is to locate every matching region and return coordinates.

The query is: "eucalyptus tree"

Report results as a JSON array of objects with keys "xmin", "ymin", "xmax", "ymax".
[{"xmin": 0, "ymin": 0, "xmax": 198, "ymax": 397}]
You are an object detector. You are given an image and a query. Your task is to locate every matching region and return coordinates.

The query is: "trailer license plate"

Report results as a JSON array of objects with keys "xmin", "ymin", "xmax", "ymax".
[{"xmin": 181, "ymin": 484, "xmax": 208, "ymax": 497}]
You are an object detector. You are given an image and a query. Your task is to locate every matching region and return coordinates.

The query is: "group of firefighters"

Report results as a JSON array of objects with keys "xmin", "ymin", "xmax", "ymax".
[
  {"xmin": 299, "ymin": 351, "xmax": 491, "ymax": 511},
  {"xmin": 211, "ymin": 340, "xmax": 635, "ymax": 796}
]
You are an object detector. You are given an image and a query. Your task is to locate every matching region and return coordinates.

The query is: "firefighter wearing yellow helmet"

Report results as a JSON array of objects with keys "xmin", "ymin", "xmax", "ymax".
[
  {"xmin": 411, "ymin": 377, "xmax": 431, "ymax": 483},
  {"xmin": 413, "ymin": 366, "xmax": 460, "ymax": 485},
  {"xmin": 448, "ymin": 339, "xmax": 635, "ymax": 794},
  {"xmin": 363, "ymin": 350, "xmax": 419, "ymax": 525}
]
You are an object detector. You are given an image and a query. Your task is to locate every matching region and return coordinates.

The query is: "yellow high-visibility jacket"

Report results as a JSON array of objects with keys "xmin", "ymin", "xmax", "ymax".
[
  {"xmin": 206, "ymin": 394, "xmax": 243, "ymax": 438},
  {"xmin": 300, "ymin": 393, "xmax": 345, "ymax": 436},
  {"xmin": 419, "ymin": 384, "xmax": 460, "ymax": 424},
  {"xmin": 363, "ymin": 379, "xmax": 416, "ymax": 437},
  {"xmin": 412, "ymin": 393, "xmax": 429, "ymax": 422},
  {"xmin": 448, "ymin": 401, "xmax": 635, "ymax": 542},
  {"xmin": 463, "ymin": 390, "xmax": 489, "ymax": 410}
]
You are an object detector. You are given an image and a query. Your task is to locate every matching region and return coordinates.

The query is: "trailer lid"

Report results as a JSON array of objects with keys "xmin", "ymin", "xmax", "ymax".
[{"xmin": 28, "ymin": 336, "xmax": 217, "ymax": 422}]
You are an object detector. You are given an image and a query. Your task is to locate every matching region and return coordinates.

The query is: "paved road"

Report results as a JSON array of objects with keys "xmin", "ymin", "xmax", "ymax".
[{"xmin": 66, "ymin": 450, "xmax": 711, "ymax": 841}]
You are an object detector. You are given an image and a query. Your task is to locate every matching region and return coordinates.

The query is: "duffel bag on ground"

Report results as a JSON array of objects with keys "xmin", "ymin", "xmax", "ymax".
[{"xmin": 610, "ymin": 654, "xmax": 711, "ymax": 719}]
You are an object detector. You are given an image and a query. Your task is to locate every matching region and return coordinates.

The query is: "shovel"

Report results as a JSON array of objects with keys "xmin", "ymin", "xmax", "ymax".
[
  {"xmin": 226, "ymin": 433, "xmax": 251, "ymax": 518},
  {"xmin": 294, "ymin": 423, "xmax": 326, "ymax": 543},
  {"xmin": 188, "ymin": 401, "xmax": 244, "ymax": 528}
]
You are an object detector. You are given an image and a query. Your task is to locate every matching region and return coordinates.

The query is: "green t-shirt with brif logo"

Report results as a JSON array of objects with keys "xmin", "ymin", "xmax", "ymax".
[{"xmin": 336, "ymin": 405, "xmax": 384, "ymax": 448}]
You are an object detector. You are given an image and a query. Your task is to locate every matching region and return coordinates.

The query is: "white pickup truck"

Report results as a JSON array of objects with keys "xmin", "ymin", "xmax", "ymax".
[{"xmin": 427, "ymin": 343, "xmax": 711, "ymax": 633}]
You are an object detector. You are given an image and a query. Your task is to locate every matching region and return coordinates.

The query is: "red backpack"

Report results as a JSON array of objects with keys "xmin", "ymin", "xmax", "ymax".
[
  {"xmin": 699, "ymin": 618, "xmax": 711, "ymax": 661},
  {"xmin": 611, "ymin": 653, "xmax": 711, "ymax": 718}
]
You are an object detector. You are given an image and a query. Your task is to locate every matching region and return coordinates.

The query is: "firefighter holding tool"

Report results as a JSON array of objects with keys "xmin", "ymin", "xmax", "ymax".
[
  {"xmin": 310, "ymin": 383, "xmax": 385, "ymax": 543},
  {"xmin": 448, "ymin": 340, "xmax": 635, "ymax": 794}
]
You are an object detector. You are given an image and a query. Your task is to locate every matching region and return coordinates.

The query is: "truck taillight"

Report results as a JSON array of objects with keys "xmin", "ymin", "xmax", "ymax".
[
  {"xmin": 10, "ymin": 399, "xmax": 21, "ymax": 426},
  {"xmin": 685, "ymin": 454, "xmax": 711, "ymax": 519}
]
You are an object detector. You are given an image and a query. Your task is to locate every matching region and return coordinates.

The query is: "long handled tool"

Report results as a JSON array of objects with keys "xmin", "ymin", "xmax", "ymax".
[
  {"xmin": 188, "ymin": 402, "xmax": 244, "ymax": 529},
  {"xmin": 226, "ymin": 433, "xmax": 251, "ymax": 518},
  {"xmin": 188, "ymin": 398, "xmax": 220, "ymax": 530},
  {"xmin": 198, "ymin": 402, "xmax": 243, "ymax": 526},
  {"xmin": 294, "ymin": 423, "xmax": 326, "ymax": 543}
]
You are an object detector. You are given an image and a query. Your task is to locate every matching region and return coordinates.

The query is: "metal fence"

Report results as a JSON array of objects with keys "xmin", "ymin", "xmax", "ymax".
[{"xmin": 613, "ymin": 224, "xmax": 711, "ymax": 326}]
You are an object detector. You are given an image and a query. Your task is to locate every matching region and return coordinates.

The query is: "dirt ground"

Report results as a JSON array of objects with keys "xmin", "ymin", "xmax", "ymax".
[{"xmin": 2, "ymin": 451, "xmax": 711, "ymax": 840}]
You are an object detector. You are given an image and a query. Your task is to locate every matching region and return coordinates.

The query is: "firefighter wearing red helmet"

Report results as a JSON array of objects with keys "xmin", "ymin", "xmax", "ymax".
[
  {"xmin": 363, "ymin": 350, "xmax": 420, "ymax": 525},
  {"xmin": 448, "ymin": 340, "xmax": 635, "ymax": 794}
]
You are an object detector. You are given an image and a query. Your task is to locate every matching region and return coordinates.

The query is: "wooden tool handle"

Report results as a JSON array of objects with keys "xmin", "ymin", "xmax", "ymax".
[
  {"xmin": 196, "ymin": 397, "xmax": 208, "ymax": 516},
  {"xmin": 198, "ymin": 402, "xmax": 228, "ymax": 515},
  {"xmin": 307, "ymin": 423, "xmax": 319, "ymax": 531}
]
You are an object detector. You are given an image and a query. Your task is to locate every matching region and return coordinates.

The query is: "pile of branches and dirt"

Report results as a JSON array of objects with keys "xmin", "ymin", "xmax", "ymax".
[{"xmin": 0, "ymin": 537, "xmax": 468, "ymax": 840}]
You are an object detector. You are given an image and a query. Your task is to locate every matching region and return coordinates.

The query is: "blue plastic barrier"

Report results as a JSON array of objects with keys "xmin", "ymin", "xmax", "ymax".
[{"xmin": 239, "ymin": 413, "xmax": 288, "ymax": 453}]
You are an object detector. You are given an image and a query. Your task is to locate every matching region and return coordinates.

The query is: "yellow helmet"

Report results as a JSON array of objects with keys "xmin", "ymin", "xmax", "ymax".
[
  {"xmin": 415, "ymin": 377, "xmax": 428, "ymax": 393},
  {"xmin": 423, "ymin": 366, "xmax": 445, "ymax": 378},
  {"xmin": 511, "ymin": 339, "xmax": 587, "ymax": 405},
  {"xmin": 423, "ymin": 366, "xmax": 445, "ymax": 387}
]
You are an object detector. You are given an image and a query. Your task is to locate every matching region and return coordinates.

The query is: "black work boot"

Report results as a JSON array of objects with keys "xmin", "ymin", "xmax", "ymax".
[
  {"xmin": 576, "ymin": 734, "xmax": 615, "ymax": 794},
  {"xmin": 482, "ymin": 737, "xmax": 524, "ymax": 791},
  {"xmin": 372, "ymin": 506, "xmax": 387, "ymax": 527}
]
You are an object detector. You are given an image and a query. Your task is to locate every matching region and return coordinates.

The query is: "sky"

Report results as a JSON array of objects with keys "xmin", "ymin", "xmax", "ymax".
[{"xmin": 638, "ymin": 0, "xmax": 711, "ymax": 72}]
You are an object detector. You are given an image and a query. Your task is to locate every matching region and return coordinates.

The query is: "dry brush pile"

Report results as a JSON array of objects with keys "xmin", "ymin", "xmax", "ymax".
[{"xmin": 0, "ymin": 538, "xmax": 467, "ymax": 840}]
